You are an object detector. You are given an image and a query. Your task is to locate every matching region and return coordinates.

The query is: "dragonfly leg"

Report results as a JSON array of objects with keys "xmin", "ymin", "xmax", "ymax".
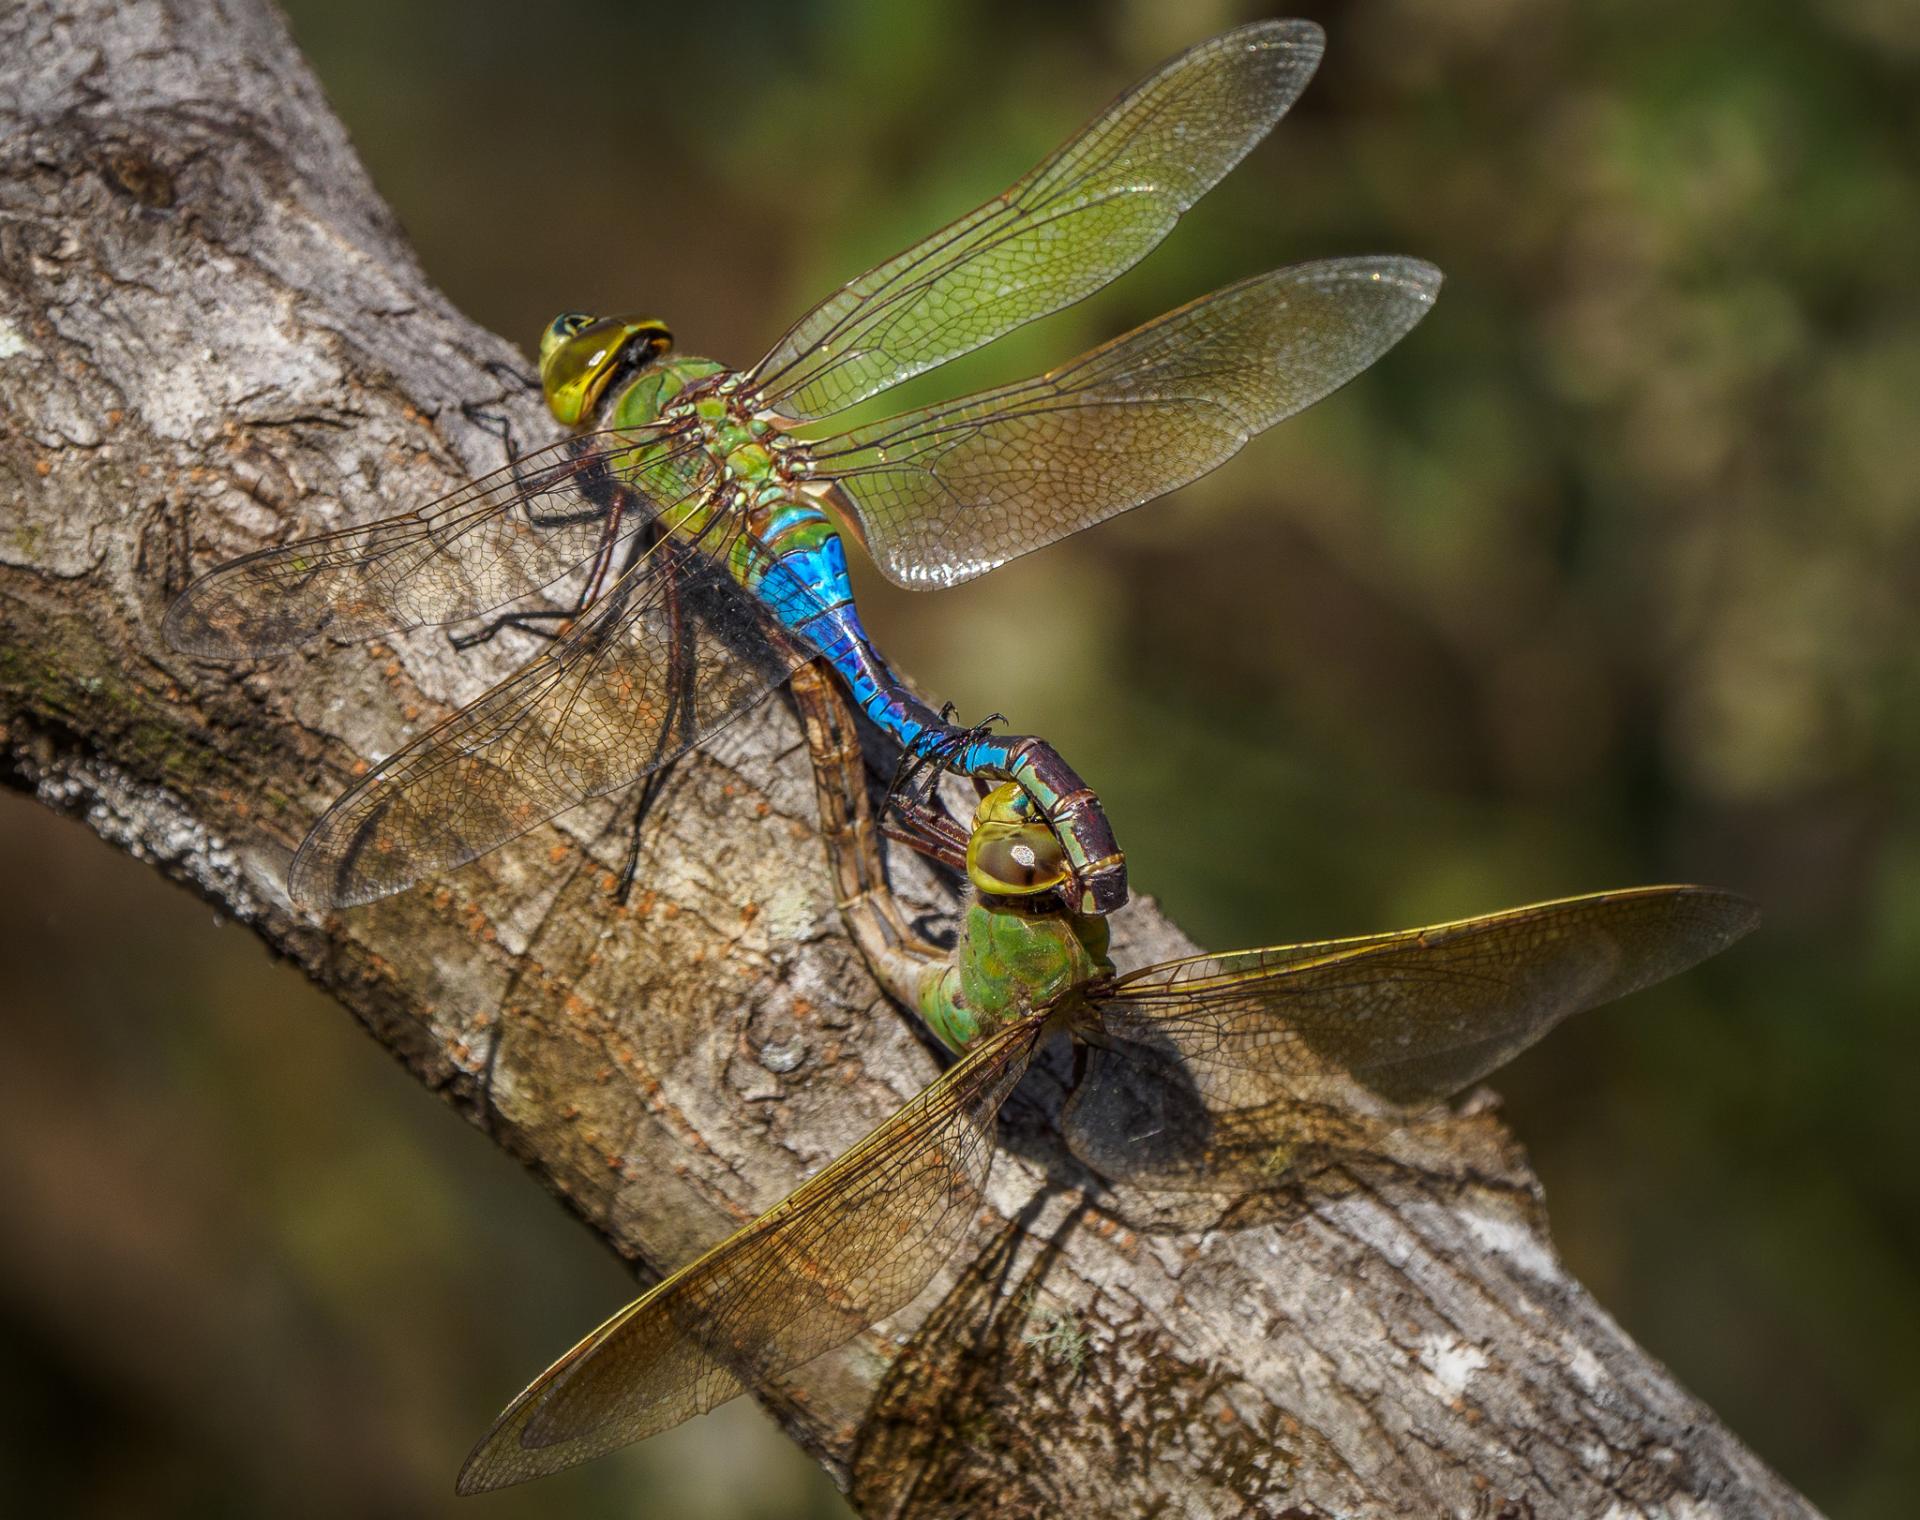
[
  {"xmin": 445, "ymin": 476, "xmax": 637, "ymax": 651},
  {"xmin": 879, "ymin": 796, "xmax": 969, "ymax": 877},
  {"xmin": 447, "ymin": 605, "xmax": 579, "ymax": 650},
  {"xmin": 459, "ymin": 400, "xmax": 522, "ymax": 464},
  {"xmin": 879, "ymin": 714, "xmax": 973, "ymax": 846},
  {"xmin": 480, "ymin": 355, "xmax": 541, "ymax": 395},
  {"xmin": 614, "ymin": 764, "xmax": 678, "ymax": 904}
]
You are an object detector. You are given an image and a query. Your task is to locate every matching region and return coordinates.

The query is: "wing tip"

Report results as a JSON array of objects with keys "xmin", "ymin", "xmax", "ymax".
[
  {"xmin": 453, "ymin": 1439, "xmax": 518, "ymax": 1498},
  {"xmin": 1673, "ymin": 883, "xmax": 1764, "ymax": 946},
  {"xmin": 1347, "ymin": 254, "xmax": 1445, "ymax": 306},
  {"xmin": 161, "ymin": 586, "xmax": 241, "ymax": 659},
  {"xmin": 1238, "ymin": 17, "xmax": 1326, "ymax": 56},
  {"xmin": 286, "ymin": 834, "xmax": 387, "ymax": 914},
  {"xmin": 162, "ymin": 580, "xmax": 315, "ymax": 659}
]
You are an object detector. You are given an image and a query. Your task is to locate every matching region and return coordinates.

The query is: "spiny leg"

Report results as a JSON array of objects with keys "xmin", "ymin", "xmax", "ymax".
[
  {"xmin": 447, "ymin": 385, "xmax": 635, "ymax": 652},
  {"xmin": 878, "ymin": 705, "xmax": 1005, "ymax": 875}
]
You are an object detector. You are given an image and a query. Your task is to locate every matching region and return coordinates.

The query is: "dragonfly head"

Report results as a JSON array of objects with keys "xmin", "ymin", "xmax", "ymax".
[
  {"xmin": 966, "ymin": 782, "xmax": 1072, "ymax": 901},
  {"xmin": 538, "ymin": 312, "xmax": 673, "ymax": 426}
]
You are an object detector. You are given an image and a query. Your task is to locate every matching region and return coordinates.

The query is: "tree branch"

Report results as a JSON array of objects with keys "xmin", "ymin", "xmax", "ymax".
[{"xmin": 0, "ymin": 2, "xmax": 1817, "ymax": 1513}]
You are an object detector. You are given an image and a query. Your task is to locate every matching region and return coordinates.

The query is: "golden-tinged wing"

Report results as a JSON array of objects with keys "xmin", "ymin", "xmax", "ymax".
[
  {"xmin": 456, "ymin": 1013, "xmax": 1049, "ymax": 1493},
  {"xmin": 1064, "ymin": 887, "xmax": 1758, "ymax": 1189}
]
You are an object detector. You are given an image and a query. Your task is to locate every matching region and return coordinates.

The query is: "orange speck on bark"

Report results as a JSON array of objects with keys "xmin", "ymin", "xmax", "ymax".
[{"xmin": 34, "ymin": 458, "xmax": 51, "ymax": 477}]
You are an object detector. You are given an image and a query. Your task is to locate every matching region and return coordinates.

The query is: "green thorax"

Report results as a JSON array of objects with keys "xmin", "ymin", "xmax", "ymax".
[
  {"xmin": 919, "ymin": 898, "xmax": 1112, "ymax": 1053},
  {"xmin": 606, "ymin": 354, "xmax": 726, "ymax": 431},
  {"xmin": 603, "ymin": 357, "xmax": 794, "ymax": 535}
]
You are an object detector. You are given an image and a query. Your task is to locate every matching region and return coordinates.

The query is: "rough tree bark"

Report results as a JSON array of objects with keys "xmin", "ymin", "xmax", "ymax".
[{"xmin": 0, "ymin": 3, "xmax": 1818, "ymax": 1516}]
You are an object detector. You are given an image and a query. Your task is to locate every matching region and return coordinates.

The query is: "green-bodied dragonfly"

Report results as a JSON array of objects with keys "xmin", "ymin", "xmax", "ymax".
[
  {"xmin": 453, "ymin": 670, "xmax": 1757, "ymax": 1491},
  {"xmin": 164, "ymin": 19, "xmax": 1437, "ymax": 915}
]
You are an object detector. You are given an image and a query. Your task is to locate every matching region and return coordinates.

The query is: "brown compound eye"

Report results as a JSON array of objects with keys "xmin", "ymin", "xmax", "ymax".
[{"xmin": 966, "ymin": 784, "xmax": 1070, "ymax": 897}]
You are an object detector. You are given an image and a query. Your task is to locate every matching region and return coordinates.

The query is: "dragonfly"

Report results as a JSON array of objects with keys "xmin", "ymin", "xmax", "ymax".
[
  {"xmin": 453, "ymin": 672, "xmax": 1759, "ymax": 1492},
  {"xmin": 164, "ymin": 18, "xmax": 1439, "ymax": 916}
]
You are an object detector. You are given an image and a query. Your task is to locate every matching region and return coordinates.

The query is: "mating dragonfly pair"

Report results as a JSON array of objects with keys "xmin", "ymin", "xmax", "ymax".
[{"xmin": 166, "ymin": 19, "xmax": 1756, "ymax": 1494}]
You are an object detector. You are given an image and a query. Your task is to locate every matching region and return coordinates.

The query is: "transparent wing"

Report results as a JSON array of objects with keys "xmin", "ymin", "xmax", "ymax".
[
  {"xmin": 456, "ymin": 1013, "xmax": 1049, "ymax": 1494},
  {"xmin": 164, "ymin": 425, "xmax": 710, "ymax": 655},
  {"xmin": 808, "ymin": 258, "xmax": 1440, "ymax": 588},
  {"xmin": 1063, "ymin": 887, "xmax": 1758, "ymax": 1190},
  {"xmin": 745, "ymin": 20, "xmax": 1326, "ymax": 420},
  {"xmin": 287, "ymin": 524, "xmax": 805, "ymax": 909}
]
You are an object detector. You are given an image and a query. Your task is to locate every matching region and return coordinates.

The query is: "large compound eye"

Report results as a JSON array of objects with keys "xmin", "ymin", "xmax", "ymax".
[
  {"xmin": 536, "ymin": 313, "xmax": 667, "ymax": 425},
  {"xmin": 538, "ymin": 311, "xmax": 597, "ymax": 371},
  {"xmin": 969, "ymin": 827, "xmax": 1069, "ymax": 895},
  {"xmin": 966, "ymin": 783, "xmax": 1070, "ymax": 898}
]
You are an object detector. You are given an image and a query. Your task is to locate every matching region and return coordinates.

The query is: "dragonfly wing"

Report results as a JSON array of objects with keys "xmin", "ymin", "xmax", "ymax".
[
  {"xmin": 164, "ymin": 426, "xmax": 709, "ymax": 655},
  {"xmin": 287, "ymin": 527, "xmax": 803, "ymax": 908},
  {"xmin": 455, "ymin": 1013, "xmax": 1049, "ymax": 1494},
  {"xmin": 810, "ymin": 258, "xmax": 1440, "ymax": 588},
  {"xmin": 1064, "ymin": 887, "xmax": 1758, "ymax": 1190},
  {"xmin": 745, "ymin": 20, "xmax": 1326, "ymax": 420}
]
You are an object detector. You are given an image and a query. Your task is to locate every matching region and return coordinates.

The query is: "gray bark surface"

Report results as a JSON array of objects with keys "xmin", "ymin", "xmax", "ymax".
[{"xmin": 0, "ymin": 3, "xmax": 1818, "ymax": 1515}]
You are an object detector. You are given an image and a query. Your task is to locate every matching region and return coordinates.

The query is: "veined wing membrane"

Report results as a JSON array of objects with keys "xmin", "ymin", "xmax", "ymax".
[
  {"xmin": 164, "ymin": 425, "xmax": 709, "ymax": 656},
  {"xmin": 809, "ymin": 258, "xmax": 1441, "ymax": 589},
  {"xmin": 456, "ymin": 1013, "xmax": 1050, "ymax": 1494},
  {"xmin": 746, "ymin": 20, "xmax": 1326, "ymax": 421},
  {"xmin": 287, "ymin": 522, "xmax": 802, "ymax": 909},
  {"xmin": 1064, "ymin": 888, "xmax": 1758, "ymax": 1189}
]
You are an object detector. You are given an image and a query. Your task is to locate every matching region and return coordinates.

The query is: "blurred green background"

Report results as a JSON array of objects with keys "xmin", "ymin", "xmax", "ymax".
[{"xmin": 4, "ymin": 0, "xmax": 1916, "ymax": 1514}]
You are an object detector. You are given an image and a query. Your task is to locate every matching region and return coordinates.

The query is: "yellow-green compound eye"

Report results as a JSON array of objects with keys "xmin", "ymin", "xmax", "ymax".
[
  {"xmin": 536, "ymin": 313, "xmax": 672, "ymax": 425},
  {"xmin": 537, "ymin": 312, "xmax": 595, "ymax": 365},
  {"xmin": 966, "ymin": 783, "xmax": 1070, "ymax": 898}
]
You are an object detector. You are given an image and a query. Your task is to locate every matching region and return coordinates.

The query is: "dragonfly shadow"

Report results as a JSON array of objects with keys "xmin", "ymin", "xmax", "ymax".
[
  {"xmin": 847, "ymin": 1182, "xmax": 1093, "ymax": 1516},
  {"xmin": 1037, "ymin": 1027, "xmax": 1539, "ymax": 1238}
]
